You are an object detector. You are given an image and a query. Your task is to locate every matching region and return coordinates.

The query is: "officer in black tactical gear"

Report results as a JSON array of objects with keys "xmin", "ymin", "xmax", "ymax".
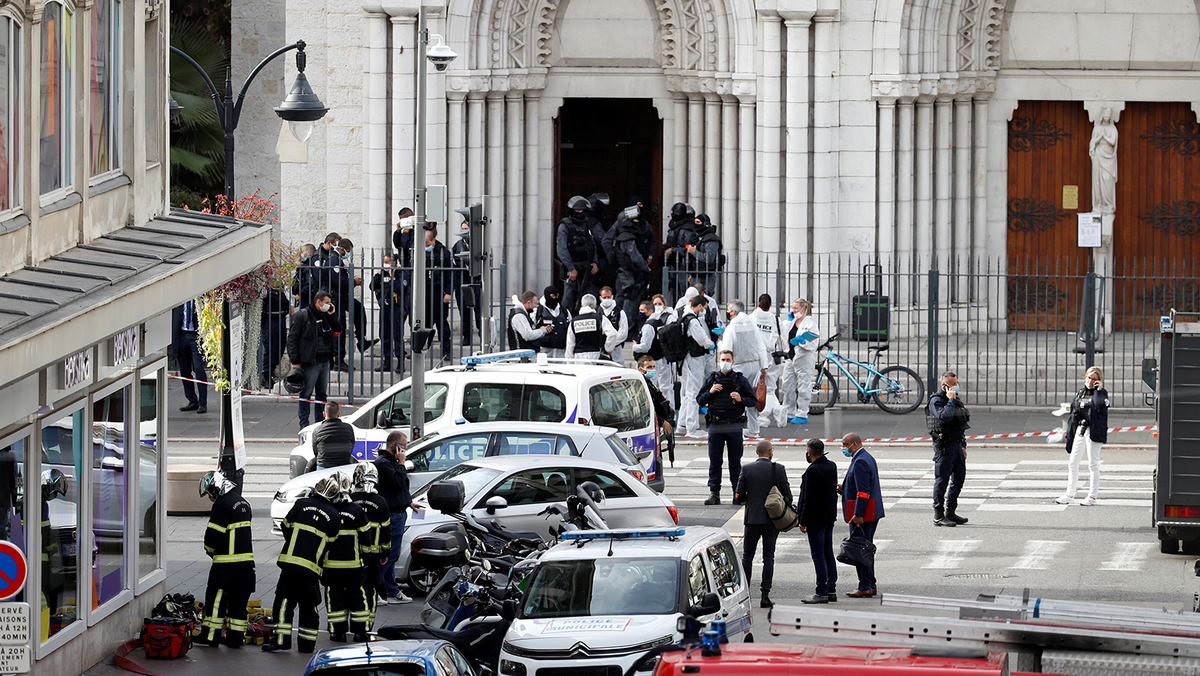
[
  {"xmin": 199, "ymin": 470, "xmax": 255, "ymax": 648},
  {"xmin": 585, "ymin": 193, "xmax": 612, "ymax": 293},
  {"xmin": 688, "ymin": 215, "xmax": 723, "ymax": 299},
  {"xmin": 605, "ymin": 204, "xmax": 652, "ymax": 323},
  {"xmin": 264, "ymin": 476, "xmax": 340, "ymax": 654},
  {"xmin": 663, "ymin": 202, "xmax": 698, "ymax": 299},
  {"xmin": 696, "ymin": 349, "xmax": 758, "ymax": 505},
  {"xmin": 556, "ymin": 196, "xmax": 600, "ymax": 313},
  {"xmin": 535, "ymin": 285, "xmax": 571, "ymax": 359}
]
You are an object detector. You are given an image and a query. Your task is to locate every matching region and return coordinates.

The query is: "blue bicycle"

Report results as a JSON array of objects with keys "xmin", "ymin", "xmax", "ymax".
[{"xmin": 809, "ymin": 333, "xmax": 925, "ymax": 415}]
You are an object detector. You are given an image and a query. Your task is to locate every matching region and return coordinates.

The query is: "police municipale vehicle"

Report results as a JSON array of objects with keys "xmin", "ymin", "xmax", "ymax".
[
  {"xmin": 270, "ymin": 421, "xmax": 649, "ymax": 534},
  {"xmin": 499, "ymin": 527, "xmax": 751, "ymax": 676},
  {"xmin": 304, "ymin": 639, "xmax": 479, "ymax": 676},
  {"xmin": 288, "ymin": 350, "xmax": 665, "ymax": 492}
]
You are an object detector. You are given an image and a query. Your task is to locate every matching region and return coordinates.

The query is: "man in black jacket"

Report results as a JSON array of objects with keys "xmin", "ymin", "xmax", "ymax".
[
  {"xmin": 375, "ymin": 431, "xmax": 416, "ymax": 604},
  {"xmin": 313, "ymin": 402, "xmax": 356, "ymax": 470},
  {"xmin": 733, "ymin": 440, "xmax": 791, "ymax": 608},
  {"xmin": 638, "ymin": 355, "xmax": 675, "ymax": 436},
  {"xmin": 697, "ymin": 350, "xmax": 758, "ymax": 505},
  {"xmin": 798, "ymin": 438, "xmax": 838, "ymax": 604},
  {"xmin": 369, "ymin": 254, "xmax": 406, "ymax": 373},
  {"xmin": 927, "ymin": 371, "xmax": 971, "ymax": 527},
  {"xmin": 287, "ymin": 290, "xmax": 343, "ymax": 428}
]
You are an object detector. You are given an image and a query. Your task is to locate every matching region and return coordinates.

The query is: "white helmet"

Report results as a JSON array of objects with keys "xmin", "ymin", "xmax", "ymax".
[
  {"xmin": 312, "ymin": 475, "xmax": 341, "ymax": 502},
  {"xmin": 353, "ymin": 463, "xmax": 379, "ymax": 493},
  {"xmin": 198, "ymin": 470, "xmax": 235, "ymax": 502}
]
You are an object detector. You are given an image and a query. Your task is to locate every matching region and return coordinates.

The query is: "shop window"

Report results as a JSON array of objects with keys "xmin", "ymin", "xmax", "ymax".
[
  {"xmin": 92, "ymin": 387, "xmax": 127, "ymax": 609},
  {"xmin": 0, "ymin": 17, "xmax": 21, "ymax": 211},
  {"xmin": 89, "ymin": 0, "xmax": 119, "ymax": 176},
  {"xmin": 137, "ymin": 377, "xmax": 159, "ymax": 578},
  {"xmin": 40, "ymin": 409, "xmax": 82, "ymax": 644},
  {"xmin": 39, "ymin": 0, "xmax": 72, "ymax": 194},
  {"xmin": 0, "ymin": 435, "xmax": 26, "ymax": 603}
]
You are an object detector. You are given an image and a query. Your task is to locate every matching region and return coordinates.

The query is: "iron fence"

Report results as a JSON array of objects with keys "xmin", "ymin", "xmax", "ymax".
[{"xmin": 236, "ymin": 248, "xmax": 1190, "ymax": 409}]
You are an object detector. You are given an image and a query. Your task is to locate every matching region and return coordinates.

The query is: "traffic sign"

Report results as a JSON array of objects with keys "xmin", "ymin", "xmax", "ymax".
[
  {"xmin": 0, "ymin": 603, "xmax": 29, "ymax": 674},
  {"xmin": 0, "ymin": 543, "xmax": 27, "ymax": 600}
]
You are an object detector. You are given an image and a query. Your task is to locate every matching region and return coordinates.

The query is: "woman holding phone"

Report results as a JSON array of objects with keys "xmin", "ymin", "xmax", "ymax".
[{"xmin": 1056, "ymin": 367, "xmax": 1109, "ymax": 506}]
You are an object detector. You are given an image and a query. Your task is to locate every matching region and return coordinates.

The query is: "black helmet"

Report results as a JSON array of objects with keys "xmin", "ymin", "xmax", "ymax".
[
  {"xmin": 671, "ymin": 202, "xmax": 695, "ymax": 220},
  {"xmin": 578, "ymin": 480, "xmax": 605, "ymax": 504},
  {"xmin": 284, "ymin": 366, "xmax": 305, "ymax": 394},
  {"xmin": 41, "ymin": 469, "xmax": 67, "ymax": 501},
  {"xmin": 567, "ymin": 195, "xmax": 590, "ymax": 211}
]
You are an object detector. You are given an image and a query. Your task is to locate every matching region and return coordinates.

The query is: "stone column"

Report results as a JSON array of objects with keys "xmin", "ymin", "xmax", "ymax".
[
  {"xmin": 934, "ymin": 98, "xmax": 952, "ymax": 268},
  {"xmin": 447, "ymin": 93, "xmax": 466, "ymax": 226},
  {"xmin": 896, "ymin": 100, "xmax": 915, "ymax": 304},
  {"xmin": 720, "ymin": 97, "xmax": 738, "ymax": 253},
  {"xmin": 363, "ymin": 12, "xmax": 389, "ymax": 249},
  {"xmin": 673, "ymin": 95, "xmax": 688, "ymax": 206},
  {"xmin": 759, "ymin": 16, "xmax": 783, "ymax": 256},
  {"xmin": 704, "ymin": 95, "xmax": 722, "ymax": 217},
  {"xmin": 505, "ymin": 92, "xmax": 525, "ymax": 286},
  {"xmin": 784, "ymin": 17, "xmax": 811, "ymax": 258},
  {"xmin": 954, "ymin": 97, "xmax": 972, "ymax": 302},
  {"xmin": 972, "ymin": 97, "xmax": 988, "ymax": 268},
  {"xmin": 467, "ymin": 95, "xmax": 485, "ymax": 205},
  {"xmin": 811, "ymin": 15, "xmax": 836, "ymax": 254},
  {"xmin": 525, "ymin": 94, "xmax": 542, "ymax": 285},
  {"xmin": 486, "ymin": 94, "xmax": 505, "ymax": 264},
  {"xmin": 538, "ymin": 101, "xmax": 556, "ymax": 292},
  {"xmin": 915, "ymin": 99, "xmax": 933, "ymax": 268},
  {"xmin": 738, "ymin": 98, "xmax": 756, "ymax": 253},
  {"xmin": 687, "ymin": 96, "xmax": 705, "ymax": 206},
  {"xmin": 391, "ymin": 15, "xmax": 417, "ymax": 221},
  {"xmin": 877, "ymin": 99, "xmax": 897, "ymax": 262}
]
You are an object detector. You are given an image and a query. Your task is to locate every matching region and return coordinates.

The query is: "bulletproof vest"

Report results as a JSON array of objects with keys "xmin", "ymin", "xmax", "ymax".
[
  {"xmin": 603, "ymin": 306, "xmax": 624, "ymax": 347},
  {"xmin": 508, "ymin": 306, "xmax": 542, "ymax": 351},
  {"xmin": 707, "ymin": 371, "xmax": 747, "ymax": 423},
  {"xmin": 205, "ymin": 492, "xmax": 254, "ymax": 568},
  {"xmin": 564, "ymin": 218, "xmax": 595, "ymax": 261},
  {"xmin": 535, "ymin": 305, "xmax": 569, "ymax": 349},
  {"xmin": 643, "ymin": 317, "xmax": 665, "ymax": 360},
  {"xmin": 571, "ymin": 313, "xmax": 603, "ymax": 353},
  {"xmin": 323, "ymin": 501, "xmax": 369, "ymax": 577},
  {"xmin": 279, "ymin": 497, "xmax": 339, "ymax": 577},
  {"xmin": 675, "ymin": 224, "xmax": 699, "ymax": 249},
  {"xmin": 614, "ymin": 224, "xmax": 640, "ymax": 270}
]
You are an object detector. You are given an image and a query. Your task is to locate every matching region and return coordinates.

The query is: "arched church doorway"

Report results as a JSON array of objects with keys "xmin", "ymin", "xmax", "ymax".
[{"xmin": 553, "ymin": 98, "xmax": 663, "ymax": 289}]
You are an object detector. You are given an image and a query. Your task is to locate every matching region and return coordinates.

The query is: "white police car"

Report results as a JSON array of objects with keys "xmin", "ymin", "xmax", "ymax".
[
  {"xmin": 498, "ymin": 527, "xmax": 752, "ymax": 676},
  {"xmin": 288, "ymin": 350, "xmax": 666, "ymax": 492}
]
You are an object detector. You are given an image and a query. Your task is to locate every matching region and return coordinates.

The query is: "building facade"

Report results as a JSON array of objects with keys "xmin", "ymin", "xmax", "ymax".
[{"xmin": 0, "ymin": 0, "xmax": 270, "ymax": 673}]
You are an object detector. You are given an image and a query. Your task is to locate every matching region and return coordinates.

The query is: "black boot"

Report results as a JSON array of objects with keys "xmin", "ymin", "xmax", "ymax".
[
  {"xmin": 374, "ymin": 361, "xmax": 392, "ymax": 372},
  {"xmin": 946, "ymin": 510, "xmax": 969, "ymax": 525},
  {"xmin": 760, "ymin": 594, "xmax": 774, "ymax": 608},
  {"xmin": 934, "ymin": 508, "xmax": 956, "ymax": 527},
  {"xmin": 704, "ymin": 492, "xmax": 720, "ymax": 506}
]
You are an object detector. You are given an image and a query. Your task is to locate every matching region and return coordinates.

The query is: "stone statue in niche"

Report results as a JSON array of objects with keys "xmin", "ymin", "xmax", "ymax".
[{"xmin": 1089, "ymin": 107, "xmax": 1118, "ymax": 214}]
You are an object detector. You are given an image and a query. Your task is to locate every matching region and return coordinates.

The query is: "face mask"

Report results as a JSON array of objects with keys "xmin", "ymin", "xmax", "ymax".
[
  {"xmin": 719, "ymin": 361, "xmax": 733, "ymax": 373},
  {"xmin": 425, "ymin": 245, "xmax": 434, "ymax": 252},
  {"xmin": 842, "ymin": 447, "xmax": 853, "ymax": 458},
  {"xmin": 546, "ymin": 296, "xmax": 560, "ymax": 310},
  {"xmin": 653, "ymin": 305, "xmax": 665, "ymax": 314},
  {"xmin": 601, "ymin": 298, "xmax": 615, "ymax": 310},
  {"xmin": 725, "ymin": 312, "xmax": 733, "ymax": 322},
  {"xmin": 645, "ymin": 369, "xmax": 656, "ymax": 379},
  {"xmin": 637, "ymin": 312, "xmax": 647, "ymax": 321},
  {"xmin": 946, "ymin": 385, "xmax": 959, "ymax": 394}
]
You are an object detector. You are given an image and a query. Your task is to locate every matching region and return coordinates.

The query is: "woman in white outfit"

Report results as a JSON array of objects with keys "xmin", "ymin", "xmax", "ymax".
[
  {"xmin": 1056, "ymin": 367, "xmax": 1108, "ymax": 506},
  {"xmin": 780, "ymin": 299, "xmax": 819, "ymax": 424}
]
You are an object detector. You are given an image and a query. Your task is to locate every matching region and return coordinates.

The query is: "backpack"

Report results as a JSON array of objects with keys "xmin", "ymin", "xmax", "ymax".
[{"xmin": 658, "ymin": 317, "xmax": 690, "ymax": 364}]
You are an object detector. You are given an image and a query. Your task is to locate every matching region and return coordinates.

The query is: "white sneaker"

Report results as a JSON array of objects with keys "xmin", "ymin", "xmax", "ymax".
[
  {"xmin": 388, "ymin": 592, "xmax": 413, "ymax": 604},
  {"xmin": 1054, "ymin": 495, "xmax": 1072, "ymax": 505},
  {"xmin": 376, "ymin": 596, "xmax": 389, "ymax": 606},
  {"xmin": 1079, "ymin": 496, "xmax": 1097, "ymax": 506}
]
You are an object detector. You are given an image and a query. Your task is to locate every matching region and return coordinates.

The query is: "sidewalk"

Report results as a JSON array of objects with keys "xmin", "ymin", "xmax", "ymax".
[{"xmin": 166, "ymin": 377, "xmax": 1158, "ymax": 446}]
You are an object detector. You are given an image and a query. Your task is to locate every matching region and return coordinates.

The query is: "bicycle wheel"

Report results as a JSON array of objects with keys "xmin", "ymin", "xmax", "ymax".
[
  {"xmin": 808, "ymin": 368, "xmax": 839, "ymax": 415},
  {"xmin": 870, "ymin": 366, "xmax": 925, "ymax": 414}
]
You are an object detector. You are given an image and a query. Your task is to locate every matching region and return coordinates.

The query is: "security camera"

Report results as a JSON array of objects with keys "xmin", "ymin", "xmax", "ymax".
[{"xmin": 426, "ymin": 36, "xmax": 457, "ymax": 72}]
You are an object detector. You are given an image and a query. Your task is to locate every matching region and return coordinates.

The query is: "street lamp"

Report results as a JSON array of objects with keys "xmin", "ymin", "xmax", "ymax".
[
  {"xmin": 170, "ymin": 40, "xmax": 329, "ymax": 488},
  {"xmin": 410, "ymin": 9, "xmax": 457, "ymax": 440}
]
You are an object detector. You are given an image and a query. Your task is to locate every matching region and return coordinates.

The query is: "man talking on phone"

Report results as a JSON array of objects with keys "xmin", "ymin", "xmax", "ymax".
[
  {"xmin": 287, "ymin": 289, "xmax": 344, "ymax": 428},
  {"xmin": 926, "ymin": 371, "xmax": 971, "ymax": 527}
]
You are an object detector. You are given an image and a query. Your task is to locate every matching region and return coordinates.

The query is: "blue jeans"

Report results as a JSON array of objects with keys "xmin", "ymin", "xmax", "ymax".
[
  {"xmin": 297, "ymin": 361, "xmax": 331, "ymax": 427},
  {"xmin": 806, "ymin": 525, "xmax": 838, "ymax": 596},
  {"xmin": 381, "ymin": 511, "xmax": 407, "ymax": 596},
  {"xmin": 850, "ymin": 520, "xmax": 878, "ymax": 591}
]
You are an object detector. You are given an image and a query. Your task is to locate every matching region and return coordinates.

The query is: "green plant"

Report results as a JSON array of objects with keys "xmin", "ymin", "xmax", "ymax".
[{"xmin": 170, "ymin": 18, "xmax": 228, "ymax": 208}]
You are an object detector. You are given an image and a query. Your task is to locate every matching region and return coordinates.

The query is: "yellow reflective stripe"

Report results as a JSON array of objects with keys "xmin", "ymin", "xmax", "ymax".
[
  {"xmin": 213, "ymin": 553, "xmax": 255, "ymax": 564},
  {"xmin": 227, "ymin": 521, "xmax": 252, "ymax": 530},
  {"xmin": 278, "ymin": 555, "xmax": 321, "ymax": 574},
  {"xmin": 323, "ymin": 560, "xmax": 361, "ymax": 569},
  {"xmin": 207, "ymin": 522, "xmax": 228, "ymax": 533}
]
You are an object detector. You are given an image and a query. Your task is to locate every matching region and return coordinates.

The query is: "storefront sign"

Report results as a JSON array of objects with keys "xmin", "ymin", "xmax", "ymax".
[
  {"xmin": 61, "ymin": 349, "xmax": 92, "ymax": 389},
  {"xmin": 111, "ymin": 327, "xmax": 139, "ymax": 367},
  {"xmin": 229, "ymin": 307, "xmax": 246, "ymax": 469},
  {"xmin": 0, "ymin": 602, "xmax": 30, "ymax": 674}
]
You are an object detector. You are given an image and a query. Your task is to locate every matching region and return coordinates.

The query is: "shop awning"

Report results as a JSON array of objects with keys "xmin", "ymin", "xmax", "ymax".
[{"xmin": 0, "ymin": 208, "xmax": 272, "ymax": 388}]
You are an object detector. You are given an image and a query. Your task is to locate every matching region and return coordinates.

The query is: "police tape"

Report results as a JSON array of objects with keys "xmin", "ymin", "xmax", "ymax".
[
  {"xmin": 167, "ymin": 373, "xmax": 362, "ymax": 409},
  {"xmin": 752, "ymin": 424, "xmax": 1158, "ymax": 445}
]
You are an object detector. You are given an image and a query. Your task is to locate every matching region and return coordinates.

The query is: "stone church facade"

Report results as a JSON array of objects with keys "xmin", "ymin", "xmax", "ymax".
[{"xmin": 240, "ymin": 0, "xmax": 1200, "ymax": 309}]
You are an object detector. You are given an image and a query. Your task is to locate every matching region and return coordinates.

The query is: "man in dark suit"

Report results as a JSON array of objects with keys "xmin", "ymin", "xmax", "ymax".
[
  {"xmin": 172, "ymin": 299, "xmax": 208, "ymax": 414},
  {"xmin": 840, "ymin": 433, "xmax": 884, "ymax": 597},
  {"xmin": 798, "ymin": 438, "xmax": 839, "ymax": 604},
  {"xmin": 733, "ymin": 440, "xmax": 791, "ymax": 608}
]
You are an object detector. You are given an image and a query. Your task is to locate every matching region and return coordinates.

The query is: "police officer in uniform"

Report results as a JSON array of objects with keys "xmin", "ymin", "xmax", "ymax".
[
  {"xmin": 607, "ymin": 206, "xmax": 652, "ymax": 323},
  {"xmin": 198, "ymin": 470, "xmax": 255, "ymax": 648},
  {"xmin": 663, "ymin": 203, "xmax": 697, "ymax": 300},
  {"xmin": 535, "ymin": 286, "xmax": 570, "ymax": 359},
  {"xmin": 508, "ymin": 291, "xmax": 551, "ymax": 352},
  {"xmin": 323, "ymin": 475, "xmax": 372, "ymax": 642},
  {"xmin": 350, "ymin": 464, "xmax": 390, "ymax": 628},
  {"xmin": 369, "ymin": 254, "xmax": 406, "ymax": 373},
  {"xmin": 264, "ymin": 476, "xmax": 340, "ymax": 654},
  {"xmin": 566, "ymin": 294, "xmax": 618, "ymax": 361},
  {"xmin": 696, "ymin": 349, "xmax": 758, "ymax": 505},
  {"xmin": 556, "ymin": 196, "xmax": 600, "ymax": 313}
]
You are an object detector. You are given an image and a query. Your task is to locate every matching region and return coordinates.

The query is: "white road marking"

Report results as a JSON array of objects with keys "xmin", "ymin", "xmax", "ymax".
[
  {"xmin": 1098, "ymin": 542, "xmax": 1158, "ymax": 571},
  {"xmin": 1011, "ymin": 540, "xmax": 1069, "ymax": 569},
  {"xmin": 922, "ymin": 540, "xmax": 982, "ymax": 569},
  {"xmin": 976, "ymin": 504, "xmax": 1067, "ymax": 512}
]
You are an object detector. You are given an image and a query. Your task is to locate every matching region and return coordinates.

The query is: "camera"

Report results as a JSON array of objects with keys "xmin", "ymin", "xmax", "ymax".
[{"xmin": 426, "ymin": 37, "xmax": 457, "ymax": 72}]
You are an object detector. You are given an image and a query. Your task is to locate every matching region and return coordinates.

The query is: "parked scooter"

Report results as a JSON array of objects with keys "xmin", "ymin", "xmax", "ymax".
[
  {"xmin": 420, "ymin": 562, "xmax": 512, "ymax": 630},
  {"xmin": 378, "ymin": 599, "xmax": 518, "ymax": 675}
]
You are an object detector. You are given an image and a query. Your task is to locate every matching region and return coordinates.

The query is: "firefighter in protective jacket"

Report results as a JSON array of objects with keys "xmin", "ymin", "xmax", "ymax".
[
  {"xmin": 323, "ymin": 474, "xmax": 372, "ymax": 642},
  {"xmin": 264, "ymin": 475, "xmax": 340, "ymax": 654},
  {"xmin": 350, "ymin": 463, "xmax": 391, "ymax": 627},
  {"xmin": 199, "ymin": 470, "xmax": 255, "ymax": 648}
]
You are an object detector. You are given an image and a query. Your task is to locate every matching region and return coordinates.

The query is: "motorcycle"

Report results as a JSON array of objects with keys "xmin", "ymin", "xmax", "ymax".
[
  {"xmin": 420, "ymin": 562, "xmax": 512, "ymax": 630},
  {"xmin": 378, "ymin": 599, "xmax": 518, "ymax": 675}
]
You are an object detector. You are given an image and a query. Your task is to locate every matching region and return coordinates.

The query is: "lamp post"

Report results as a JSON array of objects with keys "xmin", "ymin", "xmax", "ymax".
[
  {"xmin": 170, "ymin": 41, "xmax": 330, "ymax": 486},
  {"xmin": 409, "ymin": 8, "xmax": 457, "ymax": 440}
]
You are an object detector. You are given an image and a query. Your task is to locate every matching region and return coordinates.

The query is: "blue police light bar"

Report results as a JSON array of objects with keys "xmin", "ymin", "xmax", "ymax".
[
  {"xmin": 459, "ymin": 349, "xmax": 536, "ymax": 368},
  {"xmin": 561, "ymin": 528, "xmax": 686, "ymax": 541}
]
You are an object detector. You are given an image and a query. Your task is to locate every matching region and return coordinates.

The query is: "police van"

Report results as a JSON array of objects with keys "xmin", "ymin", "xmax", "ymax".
[
  {"xmin": 500, "ymin": 527, "xmax": 752, "ymax": 676},
  {"xmin": 288, "ymin": 350, "xmax": 665, "ymax": 492}
]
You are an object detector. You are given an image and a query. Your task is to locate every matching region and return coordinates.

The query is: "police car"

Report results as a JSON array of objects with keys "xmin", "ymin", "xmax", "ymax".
[
  {"xmin": 288, "ymin": 350, "xmax": 665, "ymax": 492},
  {"xmin": 305, "ymin": 639, "xmax": 479, "ymax": 676},
  {"xmin": 499, "ymin": 527, "xmax": 752, "ymax": 676}
]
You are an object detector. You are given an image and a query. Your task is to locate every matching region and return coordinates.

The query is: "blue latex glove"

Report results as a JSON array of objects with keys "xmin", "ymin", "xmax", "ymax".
[
  {"xmin": 787, "ymin": 311, "xmax": 794, "ymax": 321},
  {"xmin": 789, "ymin": 336, "xmax": 802, "ymax": 346},
  {"xmin": 708, "ymin": 344, "xmax": 716, "ymax": 352},
  {"xmin": 712, "ymin": 327, "xmax": 724, "ymax": 336}
]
